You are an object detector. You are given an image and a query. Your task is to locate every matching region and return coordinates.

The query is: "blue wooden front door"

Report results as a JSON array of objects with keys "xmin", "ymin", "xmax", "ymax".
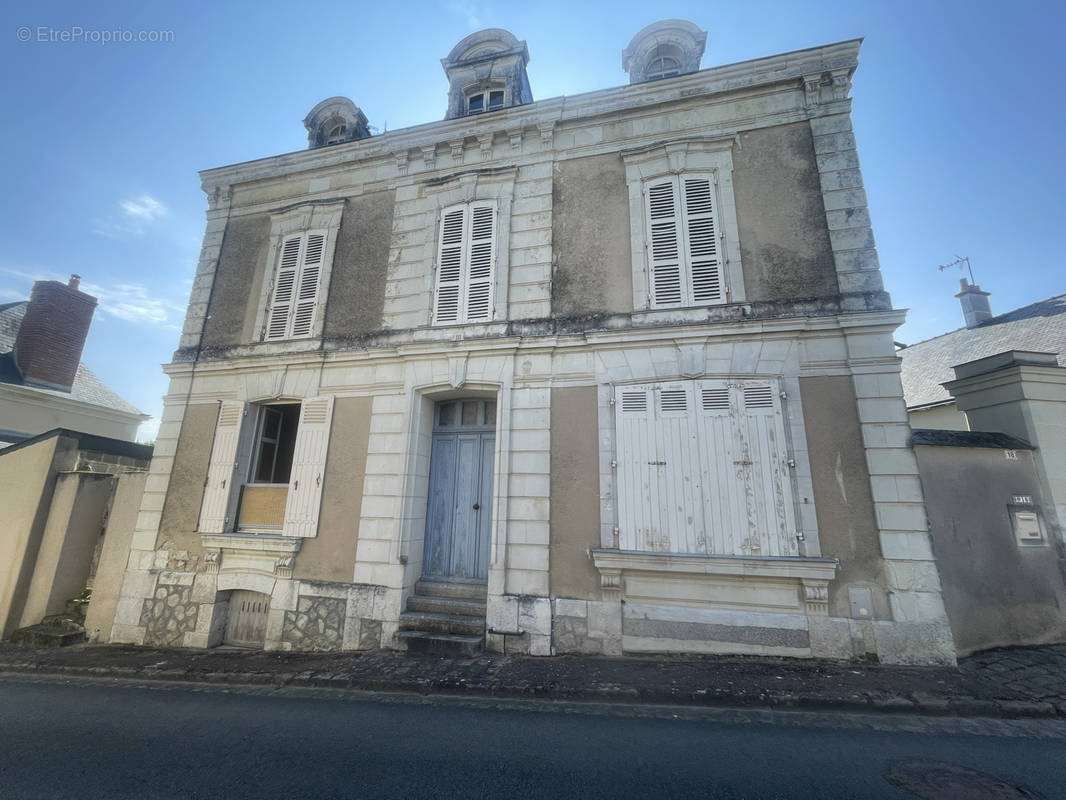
[{"xmin": 423, "ymin": 400, "xmax": 496, "ymax": 581}]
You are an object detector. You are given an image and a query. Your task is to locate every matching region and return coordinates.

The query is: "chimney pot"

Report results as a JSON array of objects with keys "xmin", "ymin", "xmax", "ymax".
[
  {"xmin": 955, "ymin": 280, "xmax": 993, "ymax": 329},
  {"xmin": 69, "ymin": 274, "xmax": 80, "ymax": 290}
]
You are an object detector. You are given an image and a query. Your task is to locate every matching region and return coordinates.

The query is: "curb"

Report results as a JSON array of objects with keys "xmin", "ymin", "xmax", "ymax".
[{"xmin": 1, "ymin": 661, "xmax": 1061, "ymax": 720}]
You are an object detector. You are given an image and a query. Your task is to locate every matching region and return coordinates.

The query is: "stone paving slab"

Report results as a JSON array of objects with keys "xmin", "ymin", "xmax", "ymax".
[{"xmin": 0, "ymin": 642, "xmax": 1063, "ymax": 719}]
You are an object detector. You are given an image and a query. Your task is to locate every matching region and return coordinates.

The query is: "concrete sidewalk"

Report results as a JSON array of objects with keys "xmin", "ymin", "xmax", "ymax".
[{"xmin": 1, "ymin": 641, "xmax": 1064, "ymax": 719}]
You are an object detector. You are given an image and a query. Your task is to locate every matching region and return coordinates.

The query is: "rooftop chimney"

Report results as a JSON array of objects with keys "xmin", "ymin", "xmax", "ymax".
[
  {"xmin": 955, "ymin": 278, "xmax": 992, "ymax": 329},
  {"xmin": 14, "ymin": 278, "xmax": 98, "ymax": 392}
]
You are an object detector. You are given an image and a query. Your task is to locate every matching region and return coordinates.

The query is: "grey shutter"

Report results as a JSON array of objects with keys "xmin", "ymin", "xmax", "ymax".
[
  {"xmin": 646, "ymin": 179, "xmax": 683, "ymax": 308},
  {"xmin": 681, "ymin": 177, "xmax": 723, "ymax": 303},
  {"xmin": 434, "ymin": 207, "xmax": 465, "ymax": 324},
  {"xmin": 465, "ymin": 203, "xmax": 496, "ymax": 321},
  {"xmin": 265, "ymin": 236, "xmax": 302, "ymax": 340},
  {"xmin": 290, "ymin": 232, "xmax": 325, "ymax": 337}
]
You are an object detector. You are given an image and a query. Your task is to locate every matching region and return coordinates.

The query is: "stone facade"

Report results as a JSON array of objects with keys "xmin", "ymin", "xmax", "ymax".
[
  {"xmin": 108, "ymin": 22, "xmax": 956, "ymax": 665},
  {"xmin": 140, "ymin": 579, "xmax": 199, "ymax": 647}
]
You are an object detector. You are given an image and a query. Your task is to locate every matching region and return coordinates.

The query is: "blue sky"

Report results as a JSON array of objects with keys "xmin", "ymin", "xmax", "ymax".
[{"xmin": 2, "ymin": 1, "xmax": 1062, "ymax": 441}]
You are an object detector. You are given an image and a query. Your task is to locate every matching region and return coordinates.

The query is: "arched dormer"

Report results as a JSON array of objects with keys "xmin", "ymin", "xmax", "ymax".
[
  {"xmin": 441, "ymin": 29, "xmax": 532, "ymax": 120},
  {"xmin": 303, "ymin": 97, "xmax": 371, "ymax": 149},
  {"xmin": 622, "ymin": 19, "xmax": 707, "ymax": 85}
]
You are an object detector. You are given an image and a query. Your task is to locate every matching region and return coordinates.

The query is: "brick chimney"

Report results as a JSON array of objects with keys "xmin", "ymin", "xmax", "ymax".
[
  {"xmin": 14, "ymin": 275, "xmax": 98, "ymax": 391},
  {"xmin": 955, "ymin": 278, "xmax": 993, "ymax": 329}
]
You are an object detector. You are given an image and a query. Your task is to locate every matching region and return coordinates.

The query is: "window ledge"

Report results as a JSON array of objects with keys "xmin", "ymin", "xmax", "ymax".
[{"xmin": 589, "ymin": 549, "xmax": 838, "ymax": 615}]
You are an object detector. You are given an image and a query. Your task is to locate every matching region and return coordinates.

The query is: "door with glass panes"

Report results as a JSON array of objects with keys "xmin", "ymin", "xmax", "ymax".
[{"xmin": 422, "ymin": 399, "xmax": 496, "ymax": 581}]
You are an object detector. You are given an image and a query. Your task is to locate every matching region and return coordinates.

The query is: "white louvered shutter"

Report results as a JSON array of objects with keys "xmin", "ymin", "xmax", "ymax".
[
  {"xmin": 615, "ymin": 385, "xmax": 655, "ymax": 551},
  {"xmin": 681, "ymin": 177, "xmax": 722, "ymax": 303},
  {"xmin": 198, "ymin": 401, "xmax": 247, "ymax": 533},
  {"xmin": 695, "ymin": 380, "xmax": 744, "ymax": 556},
  {"xmin": 654, "ymin": 382, "xmax": 705, "ymax": 554},
  {"xmin": 434, "ymin": 207, "xmax": 465, "ymax": 324},
  {"xmin": 734, "ymin": 382, "xmax": 798, "ymax": 556},
  {"xmin": 266, "ymin": 236, "xmax": 301, "ymax": 340},
  {"xmin": 291, "ymin": 232, "xmax": 325, "ymax": 337},
  {"xmin": 282, "ymin": 396, "xmax": 334, "ymax": 538},
  {"xmin": 465, "ymin": 203, "xmax": 496, "ymax": 321},
  {"xmin": 646, "ymin": 179, "xmax": 683, "ymax": 308}
]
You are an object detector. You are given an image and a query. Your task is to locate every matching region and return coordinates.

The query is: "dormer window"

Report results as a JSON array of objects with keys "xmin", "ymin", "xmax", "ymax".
[
  {"xmin": 325, "ymin": 123, "xmax": 347, "ymax": 145},
  {"xmin": 646, "ymin": 48, "xmax": 682, "ymax": 80},
  {"xmin": 467, "ymin": 89, "xmax": 504, "ymax": 115}
]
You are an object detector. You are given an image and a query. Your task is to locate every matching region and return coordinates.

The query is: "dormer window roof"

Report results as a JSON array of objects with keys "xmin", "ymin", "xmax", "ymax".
[
  {"xmin": 622, "ymin": 19, "xmax": 708, "ymax": 85},
  {"xmin": 303, "ymin": 97, "xmax": 371, "ymax": 149},
  {"xmin": 441, "ymin": 29, "xmax": 532, "ymax": 120}
]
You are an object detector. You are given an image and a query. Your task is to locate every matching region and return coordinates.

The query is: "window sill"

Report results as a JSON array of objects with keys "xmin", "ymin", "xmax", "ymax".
[
  {"xmin": 201, "ymin": 532, "xmax": 302, "ymax": 580},
  {"xmin": 589, "ymin": 548, "xmax": 837, "ymax": 616}
]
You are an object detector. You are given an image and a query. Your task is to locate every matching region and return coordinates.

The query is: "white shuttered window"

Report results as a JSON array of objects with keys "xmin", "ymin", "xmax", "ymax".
[
  {"xmin": 644, "ymin": 174, "xmax": 724, "ymax": 308},
  {"xmin": 615, "ymin": 380, "xmax": 797, "ymax": 557},
  {"xmin": 434, "ymin": 202, "xmax": 497, "ymax": 325},
  {"xmin": 281, "ymin": 396, "xmax": 334, "ymax": 538},
  {"xmin": 265, "ymin": 231, "xmax": 327, "ymax": 340}
]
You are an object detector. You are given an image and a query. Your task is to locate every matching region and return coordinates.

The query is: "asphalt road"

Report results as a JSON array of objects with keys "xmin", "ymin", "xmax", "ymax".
[{"xmin": 0, "ymin": 675, "xmax": 1063, "ymax": 799}]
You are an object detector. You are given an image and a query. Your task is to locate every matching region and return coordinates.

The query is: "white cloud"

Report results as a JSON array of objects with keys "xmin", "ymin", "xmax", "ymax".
[
  {"xmin": 447, "ymin": 0, "xmax": 480, "ymax": 29},
  {"xmin": 0, "ymin": 267, "xmax": 184, "ymax": 332},
  {"xmin": 94, "ymin": 193, "xmax": 168, "ymax": 238},
  {"xmin": 121, "ymin": 194, "xmax": 167, "ymax": 221}
]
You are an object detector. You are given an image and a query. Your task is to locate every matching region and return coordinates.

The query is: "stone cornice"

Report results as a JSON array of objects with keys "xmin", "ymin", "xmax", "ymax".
[{"xmin": 198, "ymin": 39, "xmax": 862, "ymax": 195}]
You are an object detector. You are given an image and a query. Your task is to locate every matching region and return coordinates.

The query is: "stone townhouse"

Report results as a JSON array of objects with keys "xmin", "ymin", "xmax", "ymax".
[{"xmin": 110, "ymin": 20, "xmax": 955, "ymax": 664}]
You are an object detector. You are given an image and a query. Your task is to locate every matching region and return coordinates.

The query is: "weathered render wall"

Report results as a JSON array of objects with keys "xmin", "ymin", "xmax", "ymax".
[
  {"xmin": 84, "ymin": 470, "xmax": 148, "ymax": 642},
  {"xmin": 19, "ymin": 471, "xmax": 115, "ymax": 628},
  {"xmin": 909, "ymin": 404, "xmax": 968, "ymax": 432},
  {"xmin": 294, "ymin": 396, "xmax": 372, "ymax": 582},
  {"xmin": 733, "ymin": 123, "xmax": 838, "ymax": 302},
  {"xmin": 916, "ymin": 444, "xmax": 1066, "ymax": 655},
  {"xmin": 200, "ymin": 214, "xmax": 271, "ymax": 349},
  {"xmin": 323, "ymin": 191, "xmax": 394, "ymax": 339},
  {"xmin": 0, "ymin": 437, "xmax": 70, "ymax": 637},
  {"xmin": 156, "ymin": 402, "xmax": 218, "ymax": 559},
  {"xmin": 551, "ymin": 154, "xmax": 633, "ymax": 317},
  {"xmin": 548, "ymin": 386, "xmax": 601, "ymax": 600},
  {"xmin": 799, "ymin": 376, "xmax": 890, "ymax": 621}
]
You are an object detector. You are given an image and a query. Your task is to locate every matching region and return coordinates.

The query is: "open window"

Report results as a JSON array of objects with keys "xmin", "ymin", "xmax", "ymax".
[{"xmin": 198, "ymin": 397, "xmax": 334, "ymax": 538}]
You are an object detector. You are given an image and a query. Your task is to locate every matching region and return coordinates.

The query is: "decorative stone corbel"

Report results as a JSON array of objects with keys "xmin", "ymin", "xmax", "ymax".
[
  {"xmin": 477, "ymin": 132, "xmax": 494, "ymax": 161},
  {"xmin": 537, "ymin": 120, "xmax": 555, "ymax": 148},
  {"xmin": 508, "ymin": 128, "xmax": 523, "ymax": 152},
  {"xmin": 203, "ymin": 550, "xmax": 221, "ymax": 575},
  {"xmin": 421, "ymin": 144, "xmax": 437, "ymax": 171},
  {"xmin": 830, "ymin": 68, "xmax": 851, "ymax": 101},
  {"xmin": 803, "ymin": 75, "xmax": 823, "ymax": 107},
  {"xmin": 801, "ymin": 579, "xmax": 830, "ymax": 616},
  {"xmin": 274, "ymin": 555, "xmax": 295, "ymax": 579},
  {"xmin": 449, "ymin": 354, "xmax": 469, "ymax": 389},
  {"xmin": 665, "ymin": 142, "xmax": 688, "ymax": 174},
  {"xmin": 394, "ymin": 150, "xmax": 410, "ymax": 176},
  {"xmin": 600, "ymin": 569, "xmax": 623, "ymax": 602},
  {"xmin": 448, "ymin": 139, "xmax": 465, "ymax": 164},
  {"xmin": 676, "ymin": 341, "xmax": 706, "ymax": 378}
]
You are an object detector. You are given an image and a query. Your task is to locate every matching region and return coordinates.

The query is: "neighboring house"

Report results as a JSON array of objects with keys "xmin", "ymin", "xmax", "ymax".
[
  {"xmin": 109, "ymin": 21, "xmax": 955, "ymax": 665},
  {"xmin": 900, "ymin": 281, "xmax": 1066, "ymax": 430},
  {"xmin": 900, "ymin": 284, "xmax": 1066, "ymax": 655},
  {"xmin": 0, "ymin": 277, "xmax": 148, "ymax": 447}
]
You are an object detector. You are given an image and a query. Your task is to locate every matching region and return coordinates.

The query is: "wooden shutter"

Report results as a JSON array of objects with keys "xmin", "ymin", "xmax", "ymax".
[
  {"xmin": 681, "ymin": 177, "xmax": 722, "ymax": 303},
  {"xmin": 434, "ymin": 207, "xmax": 465, "ymax": 323},
  {"xmin": 615, "ymin": 385, "xmax": 655, "ymax": 551},
  {"xmin": 291, "ymin": 232, "xmax": 325, "ymax": 337},
  {"xmin": 646, "ymin": 179, "xmax": 683, "ymax": 308},
  {"xmin": 465, "ymin": 203, "xmax": 496, "ymax": 321},
  {"xmin": 265, "ymin": 236, "xmax": 301, "ymax": 340},
  {"xmin": 695, "ymin": 380, "xmax": 744, "ymax": 556},
  {"xmin": 198, "ymin": 401, "xmax": 247, "ymax": 533},
  {"xmin": 734, "ymin": 381, "xmax": 797, "ymax": 556},
  {"xmin": 282, "ymin": 396, "xmax": 334, "ymax": 538}
]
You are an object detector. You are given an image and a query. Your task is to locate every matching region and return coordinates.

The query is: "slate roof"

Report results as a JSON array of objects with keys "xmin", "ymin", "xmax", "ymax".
[
  {"xmin": 910, "ymin": 428, "xmax": 1033, "ymax": 449},
  {"xmin": 899, "ymin": 294, "xmax": 1066, "ymax": 409},
  {"xmin": 0, "ymin": 301, "xmax": 145, "ymax": 418}
]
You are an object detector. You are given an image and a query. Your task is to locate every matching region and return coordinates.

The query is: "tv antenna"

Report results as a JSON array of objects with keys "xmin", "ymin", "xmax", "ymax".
[{"xmin": 937, "ymin": 255, "xmax": 975, "ymax": 284}]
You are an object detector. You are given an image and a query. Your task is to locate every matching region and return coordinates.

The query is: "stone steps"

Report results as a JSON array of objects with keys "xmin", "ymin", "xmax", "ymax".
[{"xmin": 395, "ymin": 580, "xmax": 487, "ymax": 656}]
